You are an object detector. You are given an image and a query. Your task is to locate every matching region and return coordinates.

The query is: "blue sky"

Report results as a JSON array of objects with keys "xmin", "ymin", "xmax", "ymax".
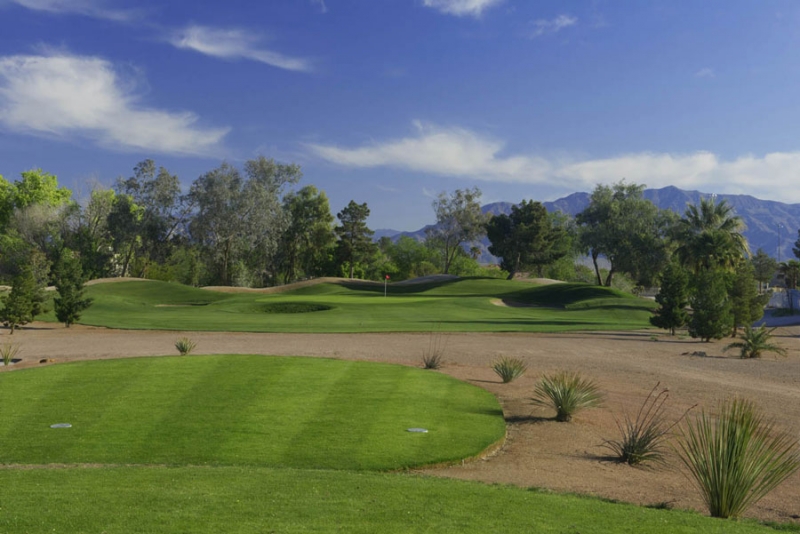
[{"xmin": 2, "ymin": 0, "xmax": 800, "ymax": 230}]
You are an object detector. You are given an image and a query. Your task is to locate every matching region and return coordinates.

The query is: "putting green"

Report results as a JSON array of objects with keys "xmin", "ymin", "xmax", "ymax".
[
  {"xmin": 40, "ymin": 278, "xmax": 656, "ymax": 332},
  {"xmin": 0, "ymin": 355, "xmax": 505, "ymax": 470}
]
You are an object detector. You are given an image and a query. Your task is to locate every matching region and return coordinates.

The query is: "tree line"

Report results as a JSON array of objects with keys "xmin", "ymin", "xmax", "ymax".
[
  {"xmin": 1, "ymin": 160, "xmax": 795, "ymax": 340},
  {"xmin": 0, "ymin": 159, "xmax": 506, "ymax": 332}
]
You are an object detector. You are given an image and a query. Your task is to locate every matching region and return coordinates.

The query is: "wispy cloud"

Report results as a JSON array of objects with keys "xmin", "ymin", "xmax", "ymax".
[
  {"xmin": 529, "ymin": 14, "xmax": 577, "ymax": 38},
  {"xmin": 695, "ymin": 67, "xmax": 715, "ymax": 78},
  {"xmin": 168, "ymin": 25, "xmax": 312, "ymax": 72},
  {"xmin": 5, "ymin": 0, "xmax": 139, "ymax": 21},
  {"xmin": 308, "ymin": 121, "xmax": 553, "ymax": 183},
  {"xmin": 422, "ymin": 0, "xmax": 503, "ymax": 18},
  {"xmin": 0, "ymin": 52, "xmax": 229, "ymax": 155},
  {"xmin": 310, "ymin": 0, "xmax": 327, "ymax": 14},
  {"xmin": 308, "ymin": 121, "xmax": 800, "ymax": 202}
]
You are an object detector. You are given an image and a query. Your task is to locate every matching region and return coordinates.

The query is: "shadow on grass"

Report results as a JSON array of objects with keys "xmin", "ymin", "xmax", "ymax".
[{"xmin": 434, "ymin": 320, "xmax": 603, "ymax": 327}]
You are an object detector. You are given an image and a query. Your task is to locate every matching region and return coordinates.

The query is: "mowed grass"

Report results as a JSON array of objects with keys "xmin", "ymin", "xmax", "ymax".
[
  {"xmin": 0, "ymin": 467, "xmax": 785, "ymax": 533},
  {"xmin": 39, "ymin": 277, "xmax": 657, "ymax": 332},
  {"xmin": 0, "ymin": 357, "xmax": 788, "ymax": 533},
  {"xmin": 0, "ymin": 355, "xmax": 505, "ymax": 469}
]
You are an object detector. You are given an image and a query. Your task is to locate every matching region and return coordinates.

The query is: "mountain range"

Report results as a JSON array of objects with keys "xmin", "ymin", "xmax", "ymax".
[{"xmin": 375, "ymin": 186, "xmax": 800, "ymax": 264}]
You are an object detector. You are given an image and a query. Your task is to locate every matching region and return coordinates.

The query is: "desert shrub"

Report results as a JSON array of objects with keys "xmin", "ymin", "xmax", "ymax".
[
  {"xmin": 491, "ymin": 356, "xmax": 527, "ymax": 383},
  {"xmin": 0, "ymin": 343, "xmax": 20, "ymax": 366},
  {"xmin": 724, "ymin": 326, "xmax": 787, "ymax": 359},
  {"xmin": 675, "ymin": 397, "xmax": 800, "ymax": 518},
  {"xmin": 421, "ymin": 330, "xmax": 447, "ymax": 369},
  {"xmin": 532, "ymin": 371, "xmax": 603, "ymax": 422},
  {"xmin": 603, "ymin": 383, "xmax": 688, "ymax": 466},
  {"xmin": 175, "ymin": 337, "xmax": 197, "ymax": 356}
]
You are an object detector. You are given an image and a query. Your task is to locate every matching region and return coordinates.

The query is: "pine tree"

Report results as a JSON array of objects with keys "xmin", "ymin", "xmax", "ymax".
[
  {"xmin": 53, "ymin": 249, "xmax": 93, "ymax": 327},
  {"xmin": 334, "ymin": 201, "xmax": 375, "ymax": 279},
  {"xmin": 689, "ymin": 269, "xmax": 733, "ymax": 342},
  {"xmin": 650, "ymin": 261, "xmax": 689, "ymax": 335},
  {"xmin": 0, "ymin": 267, "xmax": 45, "ymax": 334},
  {"xmin": 729, "ymin": 261, "xmax": 767, "ymax": 336}
]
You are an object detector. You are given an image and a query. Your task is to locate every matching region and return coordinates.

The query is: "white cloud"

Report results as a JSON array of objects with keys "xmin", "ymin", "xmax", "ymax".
[
  {"xmin": 530, "ymin": 14, "xmax": 577, "ymax": 38},
  {"xmin": 695, "ymin": 67, "xmax": 715, "ymax": 78},
  {"xmin": 308, "ymin": 121, "xmax": 800, "ymax": 202},
  {"xmin": 422, "ymin": 0, "xmax": 503, "ymax": 18},
  {"xmin": 169, "ymin": 25, "xmax": 312, "ymax": 72},
  {"xmin": 308, "ymin": 121, "xmax": 554, "ymax": 183},
  {"xmin": 5, "ymin": 0, "xmax": 138, "ymax": 21},
  {"xmin": 0, "ymin": 53, "xmax": 229, "ymax": 155}
]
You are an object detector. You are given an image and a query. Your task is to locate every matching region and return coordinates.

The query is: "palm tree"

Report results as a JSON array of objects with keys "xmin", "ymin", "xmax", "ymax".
[
  {"xmin": 676, "ymin": 198, "xmax": 749, "ymax": 272},
  {"xmin": 724, "ymin": 326, "xmax": 787, "ymax": 359}
]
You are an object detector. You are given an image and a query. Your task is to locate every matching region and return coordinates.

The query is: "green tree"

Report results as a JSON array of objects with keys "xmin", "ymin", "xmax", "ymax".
[
  {"xmin": 67, "ymin": 188, "xmax": 116, "ymax": 279},
  {"xmin": 778, "ymin": 260, "xmax": 800, "ymax": 313},
  {"xmin": 279, "ymin": 186, "xmax": 335, "ymax": 283},
  {"xmin": 650, "ymin": 261, "xmax": 689, "ymax": 335},
  {"xmin": 107, "ymin": 193, "xmax": 143, "ymax": 277},
  {"xmin": 188, "ymin": 158, "xmax": 300, "ymax": 286},
  {"xmin": 576, "ymin": 182, "xmax": 673, "ymax": 287},
  {"xmin": 729, "ymin": 261, "xmax": 767, "ymax": 336},
  {"xmin": 793, "ymin": 228, "xmax": 800, "ymax": 260},
  {"xmin": 384, "ymin": 236, "xmax": 438, "ymax": 280},
  {"xmin": 114, "ymin": 160, "xmax": 184, "ymax": 276},
  {"xmin": 53, "ymin": 249, "xmax": 93, "ymax": 327},
  {"xmin": 675, "ymin": 197, "xmax": 749, "ymax": 273},
  {"xmin": 0, "ymin": 266, "xmax": 46, "ymax": 334},
  {"xmin": 426, "ymin": 188, "xmax": 487, "ymax": 274},
  {"xmin": 335, "ymin": 201, "xmax": 375, "ymax": 279},
  {"xmin": 688, "ymin": 269, "xmax": 733, "ymax": 342},
  {"xmin": 751, "ymin": 248, "xmax": 778, "ymax": 293},
  {"xmin": 485, "ymin": 200, "xmax": 569, "ymax": 280},
  {"xmin": 779, "ymin": 260, "xmax": 800, "ymax": 289}
]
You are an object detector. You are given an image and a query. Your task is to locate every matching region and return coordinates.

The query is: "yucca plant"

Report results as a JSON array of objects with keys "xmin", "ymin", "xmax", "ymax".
[
  {"xmin": 724, "ymin": 326, "xmax": 787, "ymax": 359},
  {"xmin": 675, "ymin": 397, "xmax": 800, "ymax": 518},
  {"xmin": 175, "ymin": 337, "xmax": 197, "ymax": 356},
  {"xmin": 421, "ymin": 330, "xmax": 447, "ymax": 369},
  {"xmin": 604, "ymin": 383, "xmax": 689, "ymax": 466},
  {"xmin": 491, "ymin": 356, "xmax": 527, "ymax": 383},
  {"xmin": 0, "ymin": 343, "xmax": 20, "ymax": 366},
  {"xmin": 531, "ymin": 371, "xmax": 603, "ymax": 422}
]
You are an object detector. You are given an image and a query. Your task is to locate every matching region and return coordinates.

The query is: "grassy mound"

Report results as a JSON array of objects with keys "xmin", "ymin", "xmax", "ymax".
[
  {"xmin": 0, "ymin": 355, "xmax": 504, "ymax": 470},
  {"xmin": 38, "ymin": 277, "xmax": 656, "ymax": 333}
]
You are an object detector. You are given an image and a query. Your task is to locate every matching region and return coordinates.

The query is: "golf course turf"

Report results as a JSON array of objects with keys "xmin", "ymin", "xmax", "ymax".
[
  {"xmin": 40, "ymin": 277, "xmax": 657, "ymax": 333},
  {"xmin": 0, "ymin": 355, "xmax": 505, "ymax": 469},
  {"xmin": 0, "ymin": 467, "xmax": 787, "ymax": 533},
  {"xmin": 6, "ymin": 279, "xmax": 794, "ymax": 532}
]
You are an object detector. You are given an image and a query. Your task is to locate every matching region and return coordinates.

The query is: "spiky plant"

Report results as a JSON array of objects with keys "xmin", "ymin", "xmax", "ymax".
[
  {"xmin": 491, "ymin": 356, "xmax": 527, "ymax": 383},
  {"xmin": 175, "ymin": 337, "xmax": 197, "ymax": 356},
  {"xmin": 724, "ymin": 326, "xmax": 787, "ymax": 359},
  {"xmin": 604, "ymin": 383, "xmax": 690, "ymax": 466},
  {"xmin": 421, "ymin": 330, "xmax": 447, "ymax": 369},
  {"xmin": 0, "ymin": 343, "xmax": 21, "ymax": 366},
  {"xmin": 675, "ymin": 398, "xmax": 800, "ymax": 518},
  {"xmin": 531, "ymin": 371, "xmax": 603, "ymax": 422}
]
